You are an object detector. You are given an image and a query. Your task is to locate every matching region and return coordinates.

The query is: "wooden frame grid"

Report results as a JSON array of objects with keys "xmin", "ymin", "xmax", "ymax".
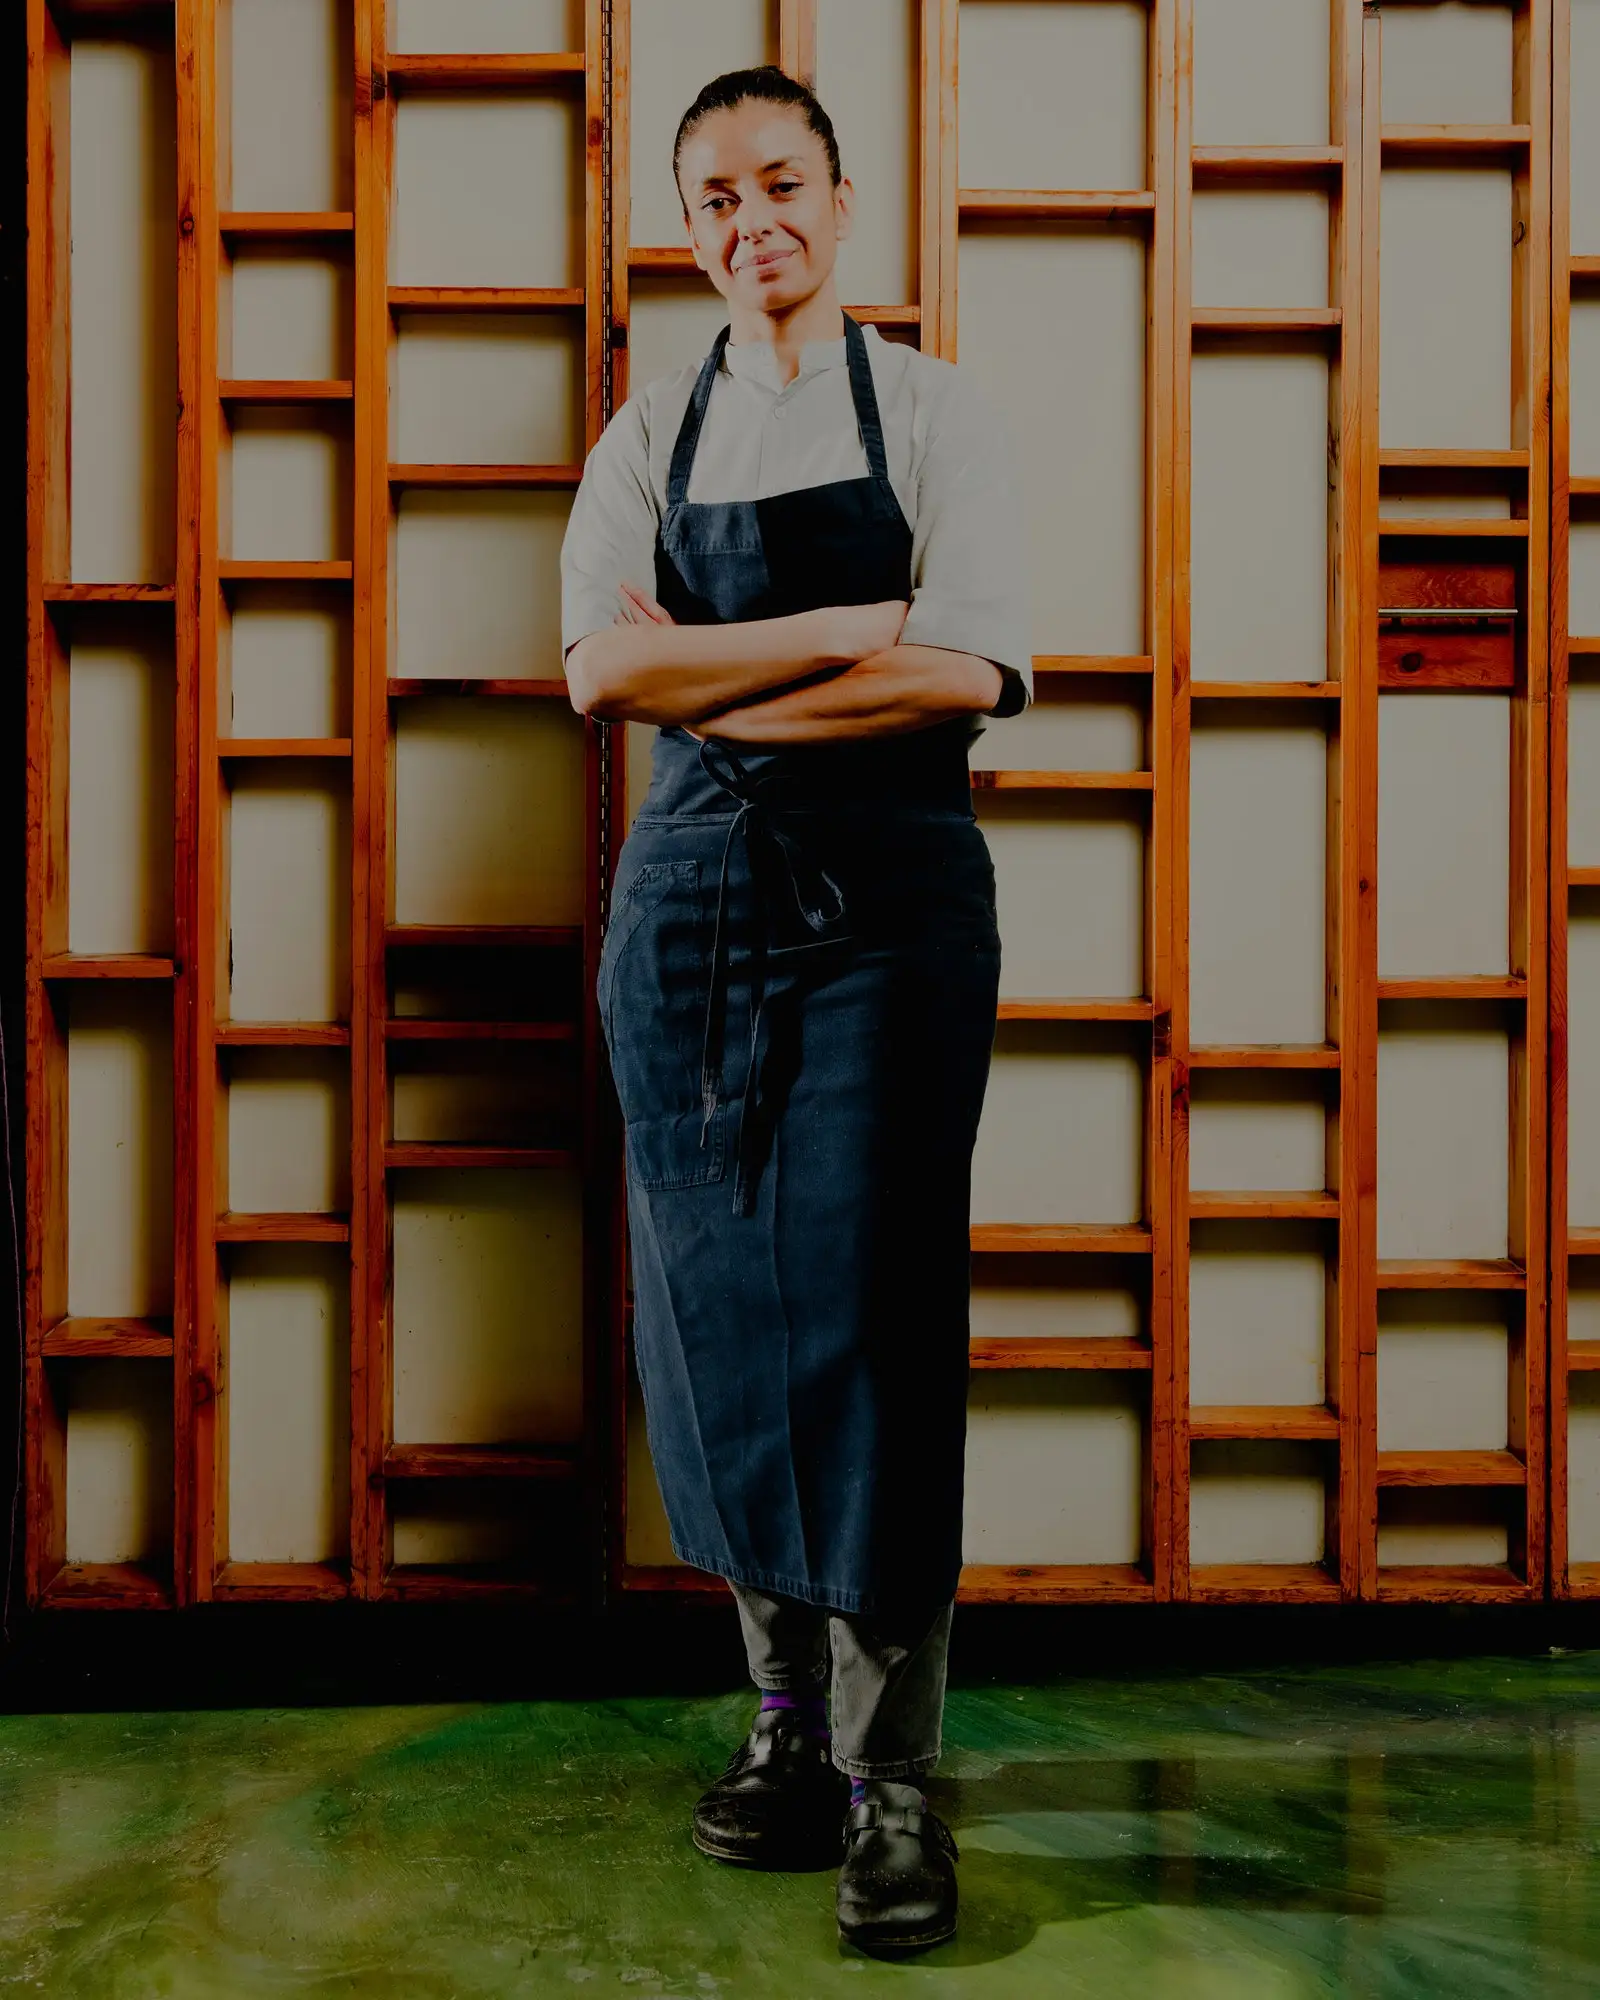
[{"xmin": 18, "ymin": 0, "xmax": 1580, "ymax": 1614}]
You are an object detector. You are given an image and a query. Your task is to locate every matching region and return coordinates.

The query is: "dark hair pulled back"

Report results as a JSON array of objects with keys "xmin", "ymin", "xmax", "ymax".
[{"xmin": 673, "ymin": 65, "xmax": 842, "ymax": 199}]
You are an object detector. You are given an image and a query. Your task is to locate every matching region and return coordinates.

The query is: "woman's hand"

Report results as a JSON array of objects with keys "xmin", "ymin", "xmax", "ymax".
[{"xmin": 613, "ymin": 581, "xmax": 677, "ymax": 627}]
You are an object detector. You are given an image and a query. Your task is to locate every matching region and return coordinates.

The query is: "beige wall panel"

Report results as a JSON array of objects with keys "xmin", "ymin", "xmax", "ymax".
[
  {"xmin": 1573, "ymin": 1, "xmax": 1600, "ymax": 254},
  {"xmin": 979, "ymin": 799, "xmax": 1144, "ymax": 1001},
  {"xmin": 393, "ymin": 699, "xmax": 586, "ymax": 927},
  {"xmin": 390, "ymin": 1488, "xmax": 538, "ymax": 1566},
  {"xmin": 226, "ymin": 1246, "xmax": 350, "ymax": 1564},
  {"xmin": 1191, "ymin": 353, "xmax": 1329, "ymax": 682},
  {"xmin": 230, "ymin": 0, "xmax": 352, "ymax": 212},
  {"xmin": 229, "ymin": 414, "xmax": 352, "ymax": 562},
  {"xmin": 1570, "ymin": 1266, "xmax": 1600, "ymax": 1342},
  {"xmin": 1189, "ymin": 1222, "xmax": 1326, "ymax": 1407},
  {"xmin": 970, "ymin": 692, "xmax": 1144, "ymax": 775},
  {"xmin": 1568, "ymin": 1377, "xmax": 1600, "ymax": 1561},
  {"xmin": 971, "ymin": 1260, "xmax": 1143, "ymax": 1342},
  {"xmin": 68, "ymin": 625, "xmax": 175, "ymax": 957},
  {"xmin": 1380, "ymin": 2, "xmax": 1513, "ymax": 126},
  {"xmin": 1379, "ymin": 489, "xmax": 1511, "ymax": 522},
  {"xmin": 393, "ymin": 98, "xmax": 583, "ymax": 288},
  {"xmin": 1192, "ymin": 0, "xmax": 1329, "ymax": 147},
  {"xmin": 1571, "ymin": 304, "xmax": 1600, "ymax": 479},
  {"xmin": 63, "ymin": 1362, "xmax": 173, "ymax": 1566},
  {"xmin": 626, "ymin": 723, "xmax": 659, "ymax": 828},
  {"xmin": 1189, "ymin": 1442, "xmax": 1325, "ymax": 1565},
  {"xmin": 1189, "ymin": 720, "xmax": 1327, "ymax": 1046},
  {"xmin": 1377, "ymin": 1007, "xmax": 1508, "ymax": 1259},
  {"xmin": 228, "ymin": 770, "xmax": 351, "ymax": 1022},
  {"xmin": 69, "ymin": 40, "xmax": 177, "ymax": 585},
  {"xmin": 816, "ymin": 0, "xmax": 917, "ymax": 307},
  {"xmin": 1192, "ymin": 193, "xmax": 1329, "ymax": 311},
  {"xmin": 958, "ymin": 3, "xmax": 1145, "ymax": 192},
  {"xmin": 1380, "ymin": 170, "xmax": 1512, "ymax": 450},
  {"xmin": 625, "ymin": 1369, "xmax": 680, "ymax": 1566},
  {"xmin": 963, "ymin": 1378, "xmax": 1143, "ymax": 1566},
  {"xmin": 1565, "ymin": 910, "xmax": 1600, "ymax": 1224},
  {"xmin": 229, "ymin": 589, "xmax": 350, "ymax": 740},
  {"xmin": 394, "ymin": 317, "xmax": 584, "ymax": 466},
  {"xmin": 227, "ymin": 1051, "xmax": 350, "ymax": 1215},
  {"xmin": 1188, "ymin": 1076, "xmax": 1327, "ymax": 1192},
  {"xmin": 630, "ymin": 1, "xmax": 775, "ymax": 247},
  {"xmin": 1378, "ymin": 1492, "xmax": 1508, "ymax": 1567},
  {"xmin": 394, "ymin": 492, "xmax": 568, "ymax": 678},
  {"xmin": 67, "ymin": 988, "xmax": 174, "ymax": 1319},
  {"xmin": 394, "ymin": 0, "xmax": 582, "ymax": 51},
  {"xmin": 1570, "ymin": 522, "xmax": 1600, "ymax": 636},
  {"xmin": 391, "ymin": 1168, "xmax": 584, "ymax": 1445},
  {"xmin": 628, "ymin": 280, "xmax": 729, "ymax": 394},
  {"xmin": 230, "ymin": 252, "xmax": 352, "ymax": 385},
  {"xmin": 958, "ymin": 231, "xmax": 1146, "ymax": 657},
  {"xmin": 1377, "ymin": 1301, "xmax": 1508, "ymax": 1453},
  {"xmin": 973, "ymin": 1027, "xmax": 1145, "ymax": 1226},
  {"xmin": 1378, "ymin": 694, "xmax": 1509, "ymax": 977},
  {"xmin": 391, "ymin": 1046, "xmax": 571, "ymax": 1145}
]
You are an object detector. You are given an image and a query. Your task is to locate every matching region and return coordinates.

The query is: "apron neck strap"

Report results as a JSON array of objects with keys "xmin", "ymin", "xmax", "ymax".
[{"xmin": 664, "ymin": 314, "xmax": 890, "ymax": 509}]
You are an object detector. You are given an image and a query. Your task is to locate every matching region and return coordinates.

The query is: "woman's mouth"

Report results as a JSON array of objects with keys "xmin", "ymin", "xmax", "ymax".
[{"xmin": 737, "ymin": 247, "xmax": 796, "ymax": 276}]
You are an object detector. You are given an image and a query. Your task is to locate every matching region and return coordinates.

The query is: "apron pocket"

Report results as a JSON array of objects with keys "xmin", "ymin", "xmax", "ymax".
[{"xmin": 625, "ymin": 1107, "xmax": 728, "ymax": 1192}]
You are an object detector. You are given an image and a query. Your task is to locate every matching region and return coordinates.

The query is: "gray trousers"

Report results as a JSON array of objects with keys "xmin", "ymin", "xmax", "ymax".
[{"xmin": 729, "ymin": 1582, "xmax": 954, "ymax": 1780}]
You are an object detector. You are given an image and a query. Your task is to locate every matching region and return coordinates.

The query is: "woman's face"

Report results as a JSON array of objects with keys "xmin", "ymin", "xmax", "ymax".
[{"xmin": 677, "ymin": 101, "xmax": 853, "ymax": 314}]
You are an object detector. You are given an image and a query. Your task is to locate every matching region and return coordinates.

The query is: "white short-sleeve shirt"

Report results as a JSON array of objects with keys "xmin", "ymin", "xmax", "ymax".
[{"xmin": 560, "ymin": 323, "xmax": 1033, "ymax": 719}]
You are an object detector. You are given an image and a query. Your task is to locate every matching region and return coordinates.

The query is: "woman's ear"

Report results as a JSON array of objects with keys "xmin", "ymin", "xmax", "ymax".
[{"xmin": 835, "ymin": 176, "xmax": 855, "ymax": 245}]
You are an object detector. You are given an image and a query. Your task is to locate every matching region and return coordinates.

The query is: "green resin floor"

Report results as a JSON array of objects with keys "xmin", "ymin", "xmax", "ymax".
[{"xmin": 6, "ymin": 1653, "xmax": 1600, "ymax": 1997}]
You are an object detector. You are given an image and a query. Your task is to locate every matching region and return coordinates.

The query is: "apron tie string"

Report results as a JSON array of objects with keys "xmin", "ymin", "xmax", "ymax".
[{"xmin": 696, "ymin": 739, "xmax": 849, "ymax": 1214}]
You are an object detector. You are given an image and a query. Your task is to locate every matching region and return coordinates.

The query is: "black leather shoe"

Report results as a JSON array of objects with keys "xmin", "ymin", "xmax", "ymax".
[
  {"xmin": 692, "ymin": 1709, "xmax": 848, "ymax": 1870},
  {"xmin": 836, "ymin": 1788, "xmax": 959, "ymax": 1955}
]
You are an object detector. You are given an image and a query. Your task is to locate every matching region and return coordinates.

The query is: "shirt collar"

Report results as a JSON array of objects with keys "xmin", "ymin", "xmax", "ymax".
[{"xmin": 721, "ymin": 333, "xmax": 850, "ymax": 390}]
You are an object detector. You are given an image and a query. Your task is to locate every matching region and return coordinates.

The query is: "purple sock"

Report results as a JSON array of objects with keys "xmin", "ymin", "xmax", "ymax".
[{"xmin": 759, "ymin": 1689, "xmax": 829, "ymax": 1739}]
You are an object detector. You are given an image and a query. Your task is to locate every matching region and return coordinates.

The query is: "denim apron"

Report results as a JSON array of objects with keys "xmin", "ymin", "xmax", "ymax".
[{"xmin": 600, "ymin": 317, "xmax": 1001, "ymax": 1614}]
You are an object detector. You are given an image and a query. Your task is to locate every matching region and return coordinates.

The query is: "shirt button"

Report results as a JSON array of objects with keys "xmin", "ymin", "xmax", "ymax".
[{"xmin": 773, "ymin": 404, "xmax": 787, "ymax": 420}]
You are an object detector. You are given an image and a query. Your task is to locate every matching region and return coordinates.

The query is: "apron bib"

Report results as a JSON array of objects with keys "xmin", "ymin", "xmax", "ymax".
[{"xmin": 600, "ymin": 318, "xmax": 1002, "ymax": 1614}]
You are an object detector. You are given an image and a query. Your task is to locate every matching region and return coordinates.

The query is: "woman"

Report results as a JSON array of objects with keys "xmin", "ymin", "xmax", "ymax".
[{"xmin": 561, "ymin": 66, "xmax": 1028, "ymax": 1955}]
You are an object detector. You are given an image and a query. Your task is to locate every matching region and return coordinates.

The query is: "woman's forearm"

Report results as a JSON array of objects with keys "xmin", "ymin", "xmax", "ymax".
[
  {"xmin": 701, "ymin": 646, "xmax": 1004, "ymax": 744},
  {"xmin": 566, "ymin": 605, "xmax": 888, "ymax": 726}
]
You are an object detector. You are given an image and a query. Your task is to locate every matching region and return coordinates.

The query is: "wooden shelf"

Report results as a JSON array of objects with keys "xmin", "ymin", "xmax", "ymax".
[
  {"xmin": 388, "ymin": 463, "xmax": 584, "ymax": 489},
  {"xmin": 1570, "ymin": 1230, "xmax": 1600, "ymax": 1258},
  {"xmin": 388, "ymin": 285, "xmax": 586, "ymax": 312},
  {"xmin": 960, "ymin": 1564, "xmax": 1153, "ymax": 1604},
  {"xmin": 971, "ymin": 769, "xmax": 1153, "ymax": 792},
  {"xmin": 381, "ymin": 1443, "xmax": 582, "ymax": 1480},
  {"xmin": 41, "ymin": 1563, "xmax": 174, "ymax": 1610},
  {"xmin": 220, "ymin": 211, "xmax": 353, "ymax": 237},
  {"xmin": 997, "ymin": 998, "xmax": 1153, "ymax": 1023},
  {"xmin": 1189, "ymin": 1190, "xmax": 1339, "ymax": 1220},
  {"xmin": 1378, "ymin": 518, "xmax": 1530, "ymax": 539},
  {"xmin": 960, "ymin": 189, "xmax": 1155, "ymax": 221},
  {"xmin": 1376, "ymin": 1565, "xmax": 1529, "ymax": 1603},
  {"xmin": 41, "ymin": 953, "xmax": 175, "ymax": 981},
  {"xmin": 1376, "ymin": 1449, "xmax": 1525, "ymax": 1488},
  {"xmin": 1192, "ymin": 307, "xmax": 1342, "ymax": 339},
  {"xmin": 215, "ymin": 1212, "xmax": 351, "ymax": 1244},
  {"xmin": 970, "ymin": 1223, "xmax": 1152, "ymax": 1255},
  {"xmin": 1189, "ymin": 1405, "xmax": 1339, "ymax": 1442},
  {"xmin": 218, "ymin": 738, "xmax": 352, "ymax": 758},
  {"xmin": 1573, "ymin": 257, "xmax": 1600, "ymax": 285},
  {"xmin": 385, "ymin": 51, "xmax": 585, "ymax": 88},
  {"xmin": 41, "ymin": 1318, "xmax": 173, "ymax": 1359},
  {"xmin": 1189, "ymin": 1563, "xmax": 1341, "ymax": 1604},
  {"xmin": 219, "ymin": 560, "xmax": 353, "ymax": 582},
  {"xmin": 43, "ymin": 582, "xmax": 175, "ymax": 605},
  {"xmin": 1378, "ymin": 974, "xmax": 1526, "ymax": 1002},
  {"xmin": 970, "ymin": 1336, "xmax": 1151, "ymax": 1372},
  {"xmin": 1191, "ymin": 145, "xmax": 1343, "ymax": 187},
  {"xmin": 378, "ymin": 1568, "xmax": 581, "ymax": 1605},
  {"xmin": 1568, "ymin": 1343, "xmax": 1600, "ymax": 1372},
  {"xmin": 220, "ymin": 379, "xmax": 352, "ymax": 403},
  {"xmin": 1377, "ymin": 1259, "xmax": 1526, "ymax": 1290},
  {"xmin": 1565, "ymin": 1562, "xmax": 1600, "ymax": 1593},
  {"xmin": 215, "ymin": 1021, "xmax": 350, "ymax": 1047},
  {"xmin": 386, "ymin": 923, "xmax": 583, "ymax": 951},
  {"xmin": 1190, "ymin": 681, "xmax": 1341, "ymax": 700},
  {"xmin": 1380, "ymin": 448, "xmax": 1529, "ymax": 471},
  {"xmin": 1034, "ymin": 654, "xmax": 1154, "ymax": 676},
  {"xmin": 213, "ymin": 1562, "xmax": 350, "ymax": 1602},
  {"xmin": 384, "ymin": 1144, "xmax": 580, "ymax": 1171},
  {"xmin": 1190, "ymin": 1044, "xmax": 1341, "ymax": 1069},
  {"xmin": 388, "ymin": 678, "xmax": 568, "ymax": 700},
  {"xmin": 385, "ymin": 1019, "xmax": 577, "ymax": 1043},
  {"xmin": 1382, "ymin": 124, "xmax": 1531, "ymax": 161}
]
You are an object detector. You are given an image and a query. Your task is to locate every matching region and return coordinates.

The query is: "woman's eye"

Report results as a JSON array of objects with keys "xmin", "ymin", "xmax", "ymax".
[{"xmin": 772, "ymin": 180, "xmax": 800, "ymax": 196}]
